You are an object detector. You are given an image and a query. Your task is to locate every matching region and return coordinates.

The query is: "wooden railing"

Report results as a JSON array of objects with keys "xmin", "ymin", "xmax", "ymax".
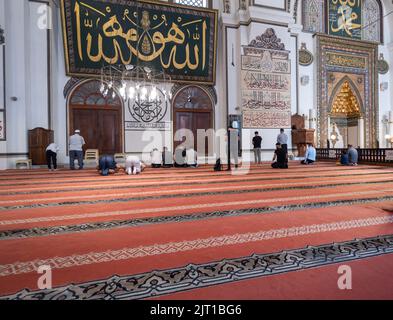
[{"xmin": 316, "ymin": 148, "xmax": 393, "ymax": 164}]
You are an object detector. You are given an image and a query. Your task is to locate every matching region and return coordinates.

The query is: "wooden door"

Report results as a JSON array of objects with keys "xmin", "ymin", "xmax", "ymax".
[
  {"xmin": 99, "ymin": 109, "xmax": 121, "ymax": 154},
  {"xmin": 173, "ymin": 86, "xmax": 213, "ymax": 156},
  {"xmin": 69, "ymin": 80, "xmax": 123, "ymax": 155},
  {"xmin": 174, "ymin": 112, "xmax": 193, "ymax": 150},
  {"xmin": 194, "ymin": 112, "xmax": 212, "ymax": 155},
  {"xmin": 70, "ymin": 107, "xmax": 122, "ymax": 155}
]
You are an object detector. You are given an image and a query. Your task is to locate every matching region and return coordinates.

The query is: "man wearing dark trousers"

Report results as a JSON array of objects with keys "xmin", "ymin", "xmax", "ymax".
[
  {"xmin": 272, "ymin": 143, "xmax": 288, "ymax": 169},
  {"xmin": 46, "ymin": 142, "xmax": 59, "ymax": 171},
  {"xmin": 98, "ymin": 155, "xmax": 117, "ymax": 176},
  {"xmin": 277, "ymin": 128, "xmax": 288, "ymax": 155},
  {"xmin": 69, "ymin": 129, "xmax": 85, "ymax": 170},
  {"xmin": 252, "ymin": 132, "xmax": 262, "ymax": 164}
]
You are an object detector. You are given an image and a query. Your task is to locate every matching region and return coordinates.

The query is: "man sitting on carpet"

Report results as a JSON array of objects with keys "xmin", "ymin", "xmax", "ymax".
[
  {"xmin": 125, "ymin": 155, "xmax": 146, "ymax": 175},
  {"xmin": 272, "ymin": 143, "xmax": 288, "ymax": 169},
  {"xmin": 174, "ymin": 147, "xmax": 187, "ymax": 167},
  {"xmin": 340, "ymin": 150, "xmax": 350, "ymax": 165},
  {"xmin": 301, "ymin": 143, "xmax": 316, "ymax": 165},
  {"xmin": 348, "ymin": 144, "xmax": 359, "ymax": 166},
  {"xmin": 186, "ymin": 147, "xmax": 198, "ymax": 168},
  {"xmin": 97, "ymin": 154, "xmax": 118, "ymax": 176},
  {"xmin": 150, "ymin": 148, "xmax": 162, "ymax": 168},
  {"xmin": 162, "ymin": 147, "xmax": 174, "ymax": 168}
]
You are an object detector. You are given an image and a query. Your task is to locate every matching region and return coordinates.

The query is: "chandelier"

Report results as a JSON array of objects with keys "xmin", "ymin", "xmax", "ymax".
[{"xmin": 99, "ymin": 64, "xmax": 172, "ymax": 101}]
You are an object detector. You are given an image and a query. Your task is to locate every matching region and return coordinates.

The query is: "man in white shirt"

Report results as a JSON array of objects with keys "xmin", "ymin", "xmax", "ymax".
[
  {"xmin": 46, "ymin": 142, "xmax": 59, "ymax": 171},
  {"xmin": 125, "ymin": 155, "xmax": 146, "ymax": 175},
  {"xmin": 301, "ymin": 143, "xmax": 317, "ymax": 165},
  {"xmin": 69, "ymin": 129, "xmax": 86, "ymax": 170}
]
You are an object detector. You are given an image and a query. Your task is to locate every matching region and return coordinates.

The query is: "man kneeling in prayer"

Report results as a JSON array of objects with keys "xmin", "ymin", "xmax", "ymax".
[
  {"xmin": 271, "ymin": 143, "xmax": 288, "ymax": 169},
  {"xmin": 98, "ymin": 154, "xmax": 118, "ymax": 176},
  {"xmin": 125, "ymin": 155, "xmax": 146, "ymax": 175},
  {"xmin": 301, "ymin": 143, "xmax": 316, "ymax": 165}
]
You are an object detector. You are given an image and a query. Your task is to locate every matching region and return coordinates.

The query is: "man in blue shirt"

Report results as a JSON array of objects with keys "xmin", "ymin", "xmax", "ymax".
[
  {"xmin": 301, "ymin": 143, "xmax": 316, "ymax": 165},
  {"xmin": 348, "ymin": 145, "xmax": 358, "ymax": 166},
  {"xmin": 340, "ymin": 150, "xmax": 350, "ymax": 165},
  {"xmin": 98, "ymin": 155, "xmax": 117, "ymax": 176}
]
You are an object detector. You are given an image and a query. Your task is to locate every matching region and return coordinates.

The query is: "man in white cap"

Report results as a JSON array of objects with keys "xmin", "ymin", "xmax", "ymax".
[{"xmin": 69, "ymin": 129, "xmax": 86, "ymax": 170}]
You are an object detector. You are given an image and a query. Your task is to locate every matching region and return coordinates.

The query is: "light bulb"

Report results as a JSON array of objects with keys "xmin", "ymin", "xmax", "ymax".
[
  {"xmin": 140, "ymin": 87, "xmax": 147, "ymax": 101},
  {"xmin": 128, "ymin": 87, "xmax": 135, "ymax": 99},
  {"xmin": 150, "ymin": 87, "xmax": 157, "ymax": 100}
]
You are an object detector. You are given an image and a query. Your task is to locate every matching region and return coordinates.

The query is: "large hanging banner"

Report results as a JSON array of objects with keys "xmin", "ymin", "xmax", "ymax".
[
  {"xmin": 328, "ymin": 0, "xmax": 362, "ymax": 40},
  {"xmin": 60, "ymin": 0, "xmax": 218, "ymax": 84},
  {"xmin": 241, "ymin": 29, "xmax": 291, "ymax": 129}
]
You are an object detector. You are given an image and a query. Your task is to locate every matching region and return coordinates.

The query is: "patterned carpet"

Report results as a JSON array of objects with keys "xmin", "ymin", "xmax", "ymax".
[{"xmin": 0, "ymin": 162, "xmax": 393, "ymax": 300}]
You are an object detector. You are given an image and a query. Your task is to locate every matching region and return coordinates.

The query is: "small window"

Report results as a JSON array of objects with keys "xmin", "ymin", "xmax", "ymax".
[{"xmin": 174, "ymin": 0, "xmax": 209, "ymax": 8}]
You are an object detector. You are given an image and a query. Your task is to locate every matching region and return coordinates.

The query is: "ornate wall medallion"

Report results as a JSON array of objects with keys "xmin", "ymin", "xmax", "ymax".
[
  {"xmin": 377, "ymin": 54, "xmax": 389, "ymax": 75},
  {"xmin": 299, "ymin": 43, "xmax": 313, "ymax": 66}
]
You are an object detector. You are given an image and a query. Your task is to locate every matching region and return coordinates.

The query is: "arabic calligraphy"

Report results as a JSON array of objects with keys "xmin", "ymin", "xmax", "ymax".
[
  {"xmin": 326, "ymin": 52, "xmax": 366, "ymax": 68},
  {"xmin": 328, "ymin": 0, "xmax": 362, "ymax": 39},
  {"xmin": 61, "ymin": 0, "xmax": 217, "ymax": 83}
]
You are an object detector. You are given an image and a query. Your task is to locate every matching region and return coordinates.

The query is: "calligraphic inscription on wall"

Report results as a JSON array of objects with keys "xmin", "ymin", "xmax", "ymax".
[
  {"xmin": 60, "ymin": 0, "xmax": 218, "ymax": 84},
  {"xmin": 125, "ymin": 84, "xmax": 169, "ymax": 131},
  {"xmin": 241, "ymin": 30, "xmax": 291, "ymax": 129},
  {"xmin": 328, "ymin": 0, "xmax": 362, "ymax": 39},
  {"xmin": 326, "ymin": 52, "xmax": 366, "ymax": 69}
]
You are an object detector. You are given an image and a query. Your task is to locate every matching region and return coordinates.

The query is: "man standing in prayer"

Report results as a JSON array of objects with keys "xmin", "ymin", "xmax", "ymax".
[
  {"xmin": 271, "ymin": 143, "xmax": 288, "ymax": 169},
  {"xmin": 348, "ymin": 144, "xmax": 359, "ymax": 166},
  {"xmin": 252, "ymin": 131, "xmax": 262, "ymax": 164},
  {"xmin": 46, "ymin": 142, "xmax": 59, "ymax": 171},
  {"xmin": 277, "ymin": 128, "xmax": 288, "ymax": 154},
  {"xmin": 301, "ymin": 143, "xmax": 316, "ymax": 165},
  {"xmin": 97, "ymin": 154, "xmax": 117, "ymax": 176},
  {"xmin": 69, "ymin": 129, "xmax": 85, "ymax": 170}
]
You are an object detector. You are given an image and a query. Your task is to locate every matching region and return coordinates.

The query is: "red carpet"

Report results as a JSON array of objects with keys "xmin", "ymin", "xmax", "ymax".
[{"xmin": 0, "ymin": 162, "xmax": 392, "ymax": 299}]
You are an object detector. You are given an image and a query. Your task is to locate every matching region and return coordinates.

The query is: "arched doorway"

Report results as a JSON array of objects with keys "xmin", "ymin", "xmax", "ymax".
[
  {"xmin": 328, "ymin": 80, "xmax": 364, "ymax": 148},
  {"xmin": 68, "ymin": 80, "xmax": 123, "ymax": 155},
  {"xmin": 173, "ymin": 85, "xmax": 214, "ymax": 156}
]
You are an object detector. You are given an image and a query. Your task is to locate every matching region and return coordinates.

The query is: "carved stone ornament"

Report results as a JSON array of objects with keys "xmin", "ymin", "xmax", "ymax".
[
  {"xmin": 248, "ymin": 28, "xmax": 286, "ymax": 51},
  {"xmin": 377, "ymin": 53, "xmax": 389, "ymax": 75},
  {"xmin": 299, "ymin": 43, "xmax": 314, "ymax": 66}
]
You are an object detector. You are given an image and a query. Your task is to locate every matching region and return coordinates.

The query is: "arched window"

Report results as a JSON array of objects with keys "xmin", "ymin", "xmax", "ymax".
[
  {"xmin": 69, "ymin": 80, "xmax": 122, "ymax": 106},
  {"xmin": 302, "ymin": 0, "xmax": 325, "ymax": 33},
  {"xmin": 362, "ymin": 0, "xmax": 382, "ymax": 43},
  {"xmin": 175, "ymin": 0, "xmax": 209, "ymax": 7},
  {"xmin": 158, "ymin": 0, "xmax": 211, "ymax": 8}
]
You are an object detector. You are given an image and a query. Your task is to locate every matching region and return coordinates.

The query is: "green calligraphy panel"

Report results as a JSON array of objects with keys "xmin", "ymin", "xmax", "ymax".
[
  {"xmin": 328, "ymin": 0, "xmax": 362, "ymax": 40},
  {"xmin": 61, "ymin": 0, "xmax": 218, "ymax": 84}
]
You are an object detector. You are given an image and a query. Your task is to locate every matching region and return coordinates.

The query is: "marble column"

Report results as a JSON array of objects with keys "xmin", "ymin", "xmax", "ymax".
[{"xmin": 358, "ymin": 117, "xmax": 365, "ymax": 148}]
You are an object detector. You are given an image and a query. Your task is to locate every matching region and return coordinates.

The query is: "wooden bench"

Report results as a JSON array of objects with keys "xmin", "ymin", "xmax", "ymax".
[{"xmin": 16, "ymin": 159, "xmax": 33, "ymax": 169}]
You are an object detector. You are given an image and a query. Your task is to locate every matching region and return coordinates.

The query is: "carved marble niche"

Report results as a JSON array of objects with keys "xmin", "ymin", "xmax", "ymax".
[{"xmin": 316, "ymin": 35, "xmax": 378, "ymax": 148}]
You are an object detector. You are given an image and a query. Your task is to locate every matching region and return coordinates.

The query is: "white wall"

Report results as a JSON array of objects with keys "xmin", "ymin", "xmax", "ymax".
[{"xmin": 27, "ymin": 1, "xmax": 49, "ymax": 131}]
